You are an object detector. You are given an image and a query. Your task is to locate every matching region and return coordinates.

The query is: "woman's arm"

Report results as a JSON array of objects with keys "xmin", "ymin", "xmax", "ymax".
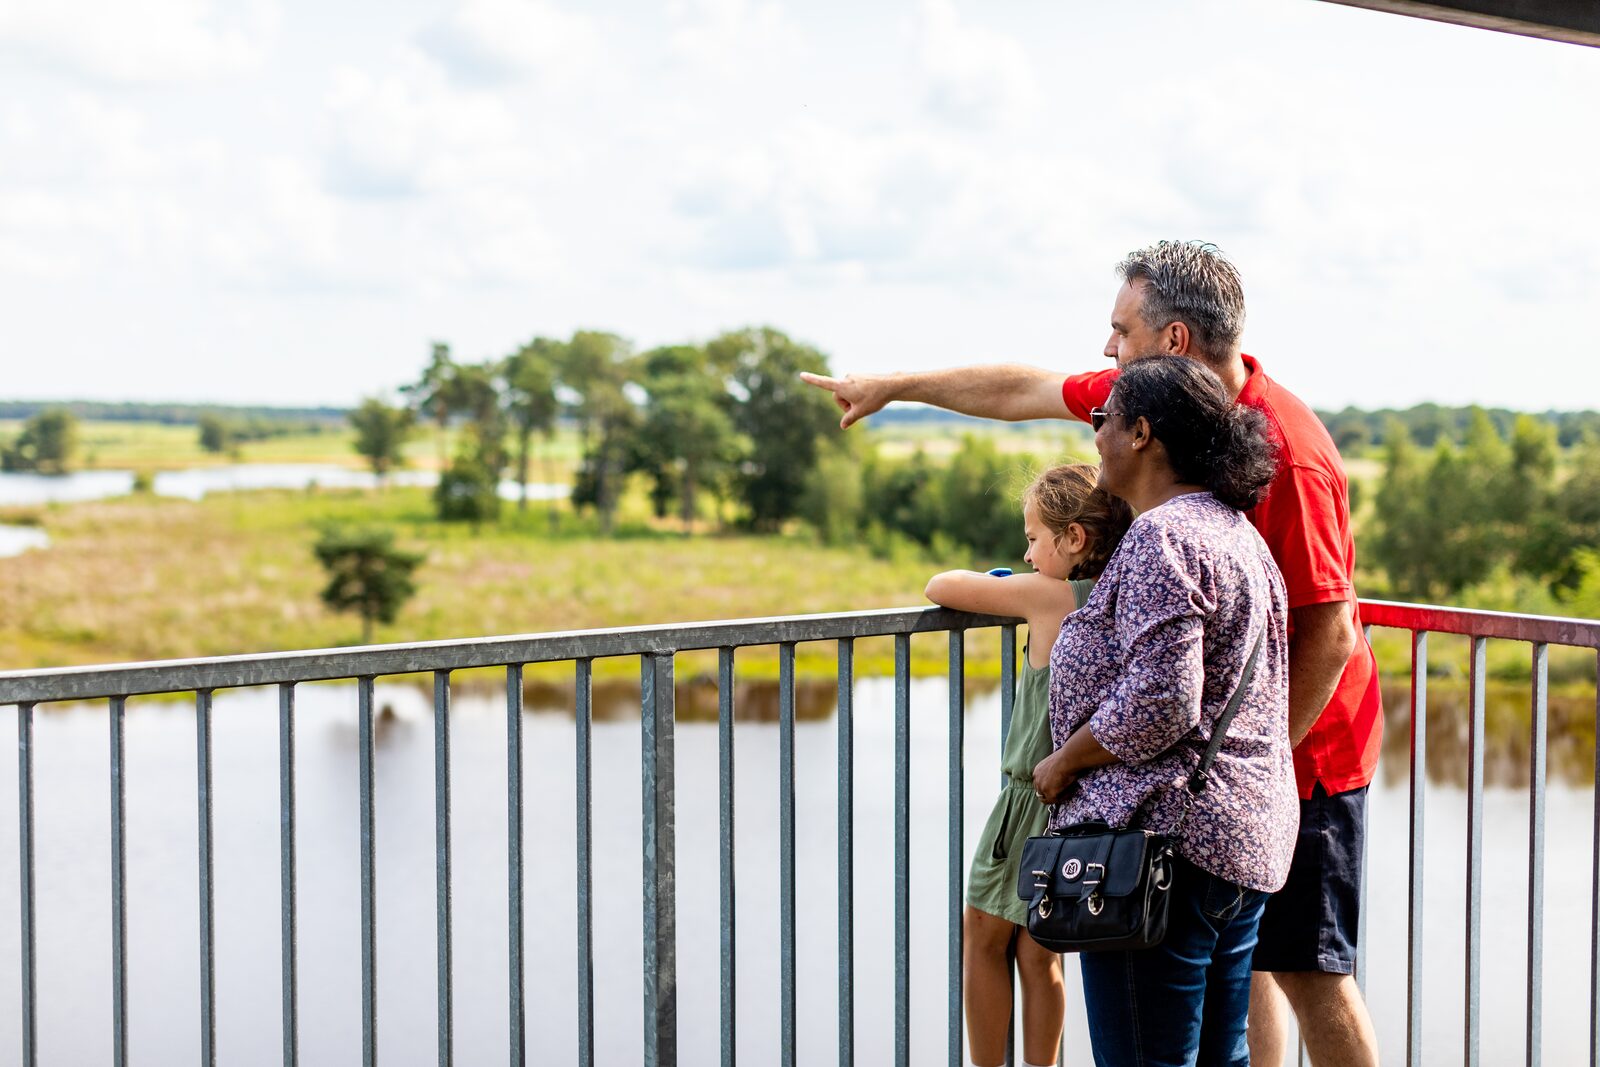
[{"xmin": 1032, "ymin": 724, "xmax": 1120, "ymax": 803}]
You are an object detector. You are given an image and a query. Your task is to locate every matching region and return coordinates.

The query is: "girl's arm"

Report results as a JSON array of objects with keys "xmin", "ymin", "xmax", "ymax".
[{"xmin": 923, "ymin": 570, "xmax": 1077, "ymax": 632}]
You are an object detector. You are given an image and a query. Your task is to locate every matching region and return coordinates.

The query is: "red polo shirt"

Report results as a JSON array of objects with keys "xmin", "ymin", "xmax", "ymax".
[{"xmin": 1062, "ymin": 356, "xmax": 1382, "ymax": 799}]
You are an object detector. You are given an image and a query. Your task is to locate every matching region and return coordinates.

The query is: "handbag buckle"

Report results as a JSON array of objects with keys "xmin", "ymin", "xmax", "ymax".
[
  {"xmin": 1031, "ymin": 869, "xmax": 1050, "ymax": 889},
  {"xmin": 1086, "ymin": 891, "xmax": 1104, "ymax": 916},
  {"xmin": 1037, "ymin": 895, "xmax": 1053, "ymax": 919},
  {"xmin": 1083, "ymin": 862, "xmax": 1105, "ymax": 887}
]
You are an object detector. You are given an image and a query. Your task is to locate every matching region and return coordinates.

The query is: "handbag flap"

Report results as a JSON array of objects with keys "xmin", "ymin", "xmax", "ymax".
[{"xmin": 1016, "ymin": 828, "xmax": 1163, "ymax": 902}]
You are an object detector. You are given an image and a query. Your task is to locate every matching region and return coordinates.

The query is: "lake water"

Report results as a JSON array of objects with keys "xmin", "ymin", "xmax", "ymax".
[
  {"xmin": 0, "ymin": 525, "xmax": 49, "ymax": 559},
  {"xmin": 0, "ymin": 678, "xmax": 1591, "ymax": 1065},
  {"xmin": 0, "ymin": 467, "xmax": 565, "ymax": 507}
]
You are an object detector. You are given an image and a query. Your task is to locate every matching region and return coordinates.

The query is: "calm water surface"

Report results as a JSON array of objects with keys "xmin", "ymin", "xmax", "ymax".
[
  {"xmin": 0, "ymin": 467, "xmax": 563, "ymax": 506},
  {"xmin": 0, "ymin": 678, "xmax": 1592, "ymax": 1065}
]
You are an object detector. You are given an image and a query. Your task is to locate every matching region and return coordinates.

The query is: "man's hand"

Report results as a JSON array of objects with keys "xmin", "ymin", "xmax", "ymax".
[
  {"xmin": 799, "ymin": 363, "xmax": 1070, "ymax": 427},
  {"xmin": 1032, "ymin": 747, "xmax": 1078, "ymax": 804},
  {"xmin": 798, "ymin": 371, "xmax": 893, "ymax": 429}
]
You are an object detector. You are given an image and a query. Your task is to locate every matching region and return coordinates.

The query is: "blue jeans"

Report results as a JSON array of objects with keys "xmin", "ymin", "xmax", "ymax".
[{"xmin": 1079, "ymin": 856, "xmax": 1268, "ymax": 1067}]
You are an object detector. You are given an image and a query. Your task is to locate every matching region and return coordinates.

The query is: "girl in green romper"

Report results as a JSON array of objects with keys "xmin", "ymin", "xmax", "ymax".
[{"xmin": 925, "ymin": 464, "xmax": 1132, "ymax": 1067}]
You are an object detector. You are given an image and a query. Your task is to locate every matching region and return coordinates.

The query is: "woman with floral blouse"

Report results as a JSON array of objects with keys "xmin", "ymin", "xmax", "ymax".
[{"xmin": 1031, "ymin": 356, "xmax": 1297, "ymax": 1067}]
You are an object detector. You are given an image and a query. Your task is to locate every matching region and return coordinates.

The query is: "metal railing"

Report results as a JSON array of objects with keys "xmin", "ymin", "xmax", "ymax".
[
  {"xmin": 1357, "ymin": 600, "xmax": 1600, "ymax": 1067},
  {"xmin": 0, "ymin": 606, "xmax": 1014, "ymax": 1067},
  {"xmin": 2, "ymin": 599, "xmax": 1599, "ymax": 1066}
]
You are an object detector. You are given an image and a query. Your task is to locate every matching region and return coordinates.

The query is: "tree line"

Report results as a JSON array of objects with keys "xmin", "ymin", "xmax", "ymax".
[
  {"xmin": 1369, "ymin": 410, "xmax": 1600, "ymax": 603},
  {"xmin": 357, "ymin": 327, "xmax": 845, "ymax": 532}
]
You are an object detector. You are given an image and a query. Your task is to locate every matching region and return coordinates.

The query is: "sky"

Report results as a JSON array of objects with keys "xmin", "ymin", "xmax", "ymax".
[{"xmin": 2, "ymin": 0, "xmax": 1598, "ymax": 411}]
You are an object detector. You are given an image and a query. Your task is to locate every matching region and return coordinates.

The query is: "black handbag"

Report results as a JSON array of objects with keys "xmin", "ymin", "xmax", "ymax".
[{"xmin": 1015, "ymin": 629, "xmax": 1263, "ymax": 953}]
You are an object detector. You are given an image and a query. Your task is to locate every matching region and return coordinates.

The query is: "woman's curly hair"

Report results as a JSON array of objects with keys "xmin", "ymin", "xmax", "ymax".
[{"xmin": 1110, "ymin": 357, "xmax": 1279, "ymax": 512}]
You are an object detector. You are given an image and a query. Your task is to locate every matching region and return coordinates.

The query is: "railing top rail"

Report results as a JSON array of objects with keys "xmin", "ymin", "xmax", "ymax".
[
  {"xmin": 1360, "ymin": 599, "xmax": 1600, "ymax": 650},
  {"xmin": 0, "ymin": 606, "xmax": 1018, "ymax": 704}
]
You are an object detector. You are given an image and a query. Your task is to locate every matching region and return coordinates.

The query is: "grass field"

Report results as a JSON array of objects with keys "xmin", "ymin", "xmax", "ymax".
[{"xmin": 0, "ymin": 486, "xmax": 999, "ymax": 682}]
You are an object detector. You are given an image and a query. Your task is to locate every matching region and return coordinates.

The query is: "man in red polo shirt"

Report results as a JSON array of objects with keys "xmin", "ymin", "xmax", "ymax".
[{"xmin": 801, "ymin": 241, "xmax": 1382, "ymax": 1066}]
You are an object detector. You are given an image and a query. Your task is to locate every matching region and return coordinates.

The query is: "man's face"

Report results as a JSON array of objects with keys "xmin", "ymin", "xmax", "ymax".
[{"xmin": 1103, "ymin": 280, "xmax": 1172, "ymax": 367}]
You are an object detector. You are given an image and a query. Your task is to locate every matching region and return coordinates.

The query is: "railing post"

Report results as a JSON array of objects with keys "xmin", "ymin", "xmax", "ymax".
[
  {"xmin": 642, "ymin": 651, "xmax": 678, "ymax": 1067},
  {"xmin": 279, "ymin": 684, "xmax": 298, "ymax": 1067},
  {"xmin": 719, "ymin": 647, "xmax": 738, "ymax": 1067},
  {"xmin": 837, "ymin": 638, "xmax": 855, "ymax": 1067},
  {"xmin": 111, "ymin": 696, "xmax": 128, "ymax": 1067},
  {"xmin": 17, "ymin": 701, "xmax": 35, "ymax": 1067},
  {"xmin": 779, "ymin": 643, "xmax": 798, "ymax": 1067},
  {"xmin": 894, "ymin": 633, "xmax": 911, "ymax": 1067},
  {"xmin": 197, "ymin": 689, "xmax": 217, "ymax": 1067},
  {"xmin": 506, "ymin": 664, "xmax": 525, "ymax": 1067},
  {"xmin": 1528, "ymin": 644, "xmax": 1547, "ymax": 1067},
  {"xmin": 576, "ymin": 660, "xmax": 595, "ymax": 1067},
  {"xmin": 434, "ymin": 671, "xmax": 454, "ymax": 1067},
  {"xmin": 947, "ymin": 630, "xmax": 964, "ymax": 1067},
  {"xmin": 1466, "ymin": 637, "xmax": 1486, "ymax": 1067},
  {"xmin": 358, "ymin": 677, "xmax": 377, "ymax": 1067},
  {"xmin": 1408, "ymin": 632, "xmax": 1428, "ymax": 1067}
]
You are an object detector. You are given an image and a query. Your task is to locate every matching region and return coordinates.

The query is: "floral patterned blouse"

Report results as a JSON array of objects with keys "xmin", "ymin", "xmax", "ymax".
[{"xmin": 1047, "ymin": 492, "xmax": 1298, "ymax": 893}]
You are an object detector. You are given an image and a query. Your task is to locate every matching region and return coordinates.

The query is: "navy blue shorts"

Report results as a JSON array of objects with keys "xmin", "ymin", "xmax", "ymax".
[{"xmin": 1251, "ymin": 783, "xmax": 1368, "ymax": 975}]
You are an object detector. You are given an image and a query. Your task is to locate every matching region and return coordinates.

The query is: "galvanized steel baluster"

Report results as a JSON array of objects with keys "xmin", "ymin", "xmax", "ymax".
[
  {"xmin": 17, "ymin": 701, "xmax": 35, "ymax": 1067},
  {"xmin": 197, "ymin": 688, "xmax": 217, "ymax": 1067},
  {"xmin": 641, "ymin": 652, "xmax": 678, "ymax": 1067},
  {"xmin": 279, "ymin": 684, "xmax": 298, "ymax": 1067},
  {"xmin": 894, "ymin": 632, "xmax": 911, "ymax": 1067},
  {"xmin": 358, "ymin": 677, "xmax": 378, "ymax": 1067},
  {"xmin": 576, "ymin": 659, "xmax": 595, "ymax": 1067},
  {"xmin": 998, "ymin": 625, "xmax": 1016, "ymax": 1067},
  {"xmin": 719, "ymin": 647, "xmax": 737, "ymax": 1067},
  {"xmin": 947, "ymin": 630, "xmax": 964, "ymax": 1067},
  {"xmin": 1592, "ymin": 647, "xmax": 1600, "ymax": 1067},
  {"xmin": 1528, "ymin": 644, "xmax": 1547, "ymax": 1067},
  {"xmin": 1357, "ymin": 625, "xmax": 1371, "ymax": 997},
  {"xmin": 506, "ymin": 664, "xmax": 526, "ymax": 1067},
  {"xmin": 1408, "ymin": 632, "xmax": 1428, "ymax": 1067},
  {"xmin": 837, "ymin": 638, "xmax": 855, "ymax": 1067},
  {"xmin": 779, "ymin": 642, "xmax": 798, "ymax": 1067},
  {"xmin": 1466, "ymin": 637, "xmax": 1486, "ymax": 1067},
  {"xmin": 111, "ymin": 696, "xmax": 128, "ymax": 1067},
  {"xmin": 435, "ymin": 671, "xmax": 454, "ymax": 1067}
]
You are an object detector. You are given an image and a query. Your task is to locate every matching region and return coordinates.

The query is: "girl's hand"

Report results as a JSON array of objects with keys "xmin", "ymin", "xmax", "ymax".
[{"xmin": 1031, "ymin": 748, "xmax": 1078, "ymax": 804}]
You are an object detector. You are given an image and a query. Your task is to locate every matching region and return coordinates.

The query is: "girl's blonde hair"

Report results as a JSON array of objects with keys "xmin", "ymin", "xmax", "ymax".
[{"xmin": 1021, "ymin": 463, "xmax": 1133, "ymax": 580}]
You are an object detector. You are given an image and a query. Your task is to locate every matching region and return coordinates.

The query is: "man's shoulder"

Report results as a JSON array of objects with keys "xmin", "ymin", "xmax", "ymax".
[{"xmin": 1247, "ymin": 366, "xmax": 1341, "ymax": 477}]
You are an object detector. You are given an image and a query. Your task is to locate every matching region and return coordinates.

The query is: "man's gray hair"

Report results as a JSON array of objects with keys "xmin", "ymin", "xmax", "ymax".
[{"xmin": 1116, "ymin": 241, "xmax": 1245, "ymax": 361}]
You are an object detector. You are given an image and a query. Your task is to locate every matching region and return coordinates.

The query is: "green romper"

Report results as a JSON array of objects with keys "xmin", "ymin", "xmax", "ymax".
[{"xmin": 965, "ymin": 578, "xmax": 1093, "ymax": 926}]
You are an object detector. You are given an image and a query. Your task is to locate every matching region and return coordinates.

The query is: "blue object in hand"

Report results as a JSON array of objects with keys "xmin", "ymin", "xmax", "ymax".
[{"xmin": 986, "ymin": 567, "xmax": 1013, "ymax": 577}]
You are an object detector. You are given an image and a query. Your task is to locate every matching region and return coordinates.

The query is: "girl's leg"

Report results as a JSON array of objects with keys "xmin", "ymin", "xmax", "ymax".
[
  {"xmin": 964, "ymin": 905, "xmax": 1019, "ymax": 1067},
  {"xmin": 1014, "ymin": 931, "xmax": 1065, "ymax": 1066}
]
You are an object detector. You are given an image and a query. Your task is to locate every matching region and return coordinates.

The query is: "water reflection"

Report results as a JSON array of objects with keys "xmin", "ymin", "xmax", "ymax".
[{"xmin": 1378, "ymin": 682, "xmax": 1597, "ymax": 788}]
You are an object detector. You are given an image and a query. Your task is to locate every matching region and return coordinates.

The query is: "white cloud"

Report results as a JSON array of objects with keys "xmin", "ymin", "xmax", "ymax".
[
  {"xmin": 0, "ymin": 0, "xmax": 277, "ymax": 84},
  {"xmin": 915, "ymin": 0, "xmax": 1039, "ymax": 130},
  {"xmin": 418, "ymin": 0, "xmax": 601, "ymax": 86}
]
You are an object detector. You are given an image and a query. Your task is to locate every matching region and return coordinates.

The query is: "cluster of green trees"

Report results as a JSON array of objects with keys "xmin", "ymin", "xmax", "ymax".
[
  {"xmin": 800, "ymin": 435, "xmax": 1029, "ymax": 562},
  {"xmin": 1319, "ymin": 404, "xmax": 1600, "ymax": 453},
  {"xmin": 370, "ymin": 327, "xmax": 843, "ymax": 530},
  {"xmin": 1, "ymin": 410, "xmax": 76, "ymax": 473},
  {"xmin": 197, "ymin": 413, "xmax": 331, "ymax": 454},
  {"xmin": 1370, "ymin": 410, "xmax": 1600, "ymax": 601}
]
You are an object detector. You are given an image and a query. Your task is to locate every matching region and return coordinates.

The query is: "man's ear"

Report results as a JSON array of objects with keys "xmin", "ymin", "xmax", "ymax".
[{"xmin": 1163, "ymin": 320, "xmax": 1190, "ymax": 355}]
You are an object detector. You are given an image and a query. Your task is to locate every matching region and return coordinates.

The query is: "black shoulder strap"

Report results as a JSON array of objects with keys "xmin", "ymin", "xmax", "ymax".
[{"xmin": 1186, "ymin": 626, "xmax": 1265, "ymax": 795}]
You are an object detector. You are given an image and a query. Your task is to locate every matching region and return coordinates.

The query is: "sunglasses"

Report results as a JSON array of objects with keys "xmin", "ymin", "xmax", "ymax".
[{"xmin": 1089, "ymin": 407, "xmax": 1123, "ymax": 432}]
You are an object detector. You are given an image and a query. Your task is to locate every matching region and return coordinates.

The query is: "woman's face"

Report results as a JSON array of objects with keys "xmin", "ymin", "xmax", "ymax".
[{"xmin": 1093, "ymin": 388, "xmax": 1136, "ymax": 497}]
